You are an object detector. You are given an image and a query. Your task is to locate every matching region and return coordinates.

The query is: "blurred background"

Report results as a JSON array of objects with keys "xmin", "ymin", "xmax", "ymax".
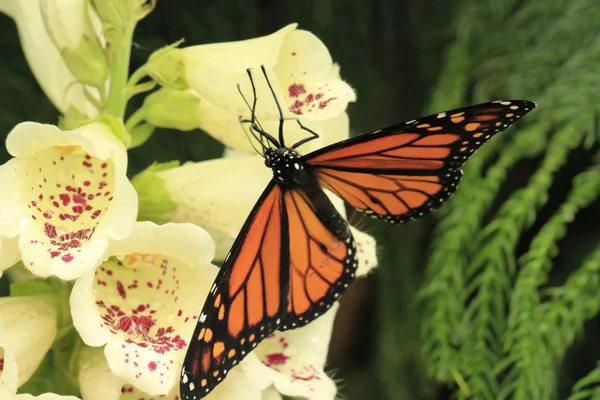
[{"xmin": 1, "ymin": 1, "xmax": 600, "ymax": 399}]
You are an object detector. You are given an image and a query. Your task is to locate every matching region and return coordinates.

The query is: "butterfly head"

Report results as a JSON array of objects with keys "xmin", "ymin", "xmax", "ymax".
[{"xmin": 264, "ymin": 147, "xmax": 305, "ymax": 185}]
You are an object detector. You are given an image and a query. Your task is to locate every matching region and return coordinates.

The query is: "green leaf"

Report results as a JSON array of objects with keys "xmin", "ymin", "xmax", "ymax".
[{"xmin": 10, "ymin": 280, "xmax": 53, "ymax": 297}]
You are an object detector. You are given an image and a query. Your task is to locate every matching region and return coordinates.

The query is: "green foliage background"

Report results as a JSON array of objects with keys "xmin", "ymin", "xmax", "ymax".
[{"xmin": 1, "ymin": 0, "xmax": 599, "ymax": 399}]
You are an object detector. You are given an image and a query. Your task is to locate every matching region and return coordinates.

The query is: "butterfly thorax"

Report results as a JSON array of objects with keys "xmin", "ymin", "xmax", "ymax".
[{"xmin": 264, "ymin": 147, "xmax": 309, "ymax": 186}]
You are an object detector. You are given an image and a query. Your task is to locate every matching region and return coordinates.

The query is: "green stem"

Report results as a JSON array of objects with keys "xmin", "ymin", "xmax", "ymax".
[
  {"xmin": 128, "ymin": 65, "xmax": 149, "ymax": 88},
  {"xmin": 125, "ymin": 108, "xmax": 147, "ymax": 132},
  {"xmin": 106, "ymin": 22, "xmax": 137, "ymax": 118}
]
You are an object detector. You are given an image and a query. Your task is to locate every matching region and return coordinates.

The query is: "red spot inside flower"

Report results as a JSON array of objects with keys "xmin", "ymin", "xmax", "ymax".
[
  {"xmin": 305, "ymin": 93, "xmax": 314, "ymax": 103},
  {"xmin": 289, "ymin": 100, "xmax": 304, "ymax": 115},
  {"xmin": 279, "ymin": 337, "xmax": 289, "ymax": 348},
  {"xmin": 83, "ymin": 180, "xmax": 91, "ymax": 186},
  {"xmin": 288, "ymin": 84, "xmax": 306, "ymax": 98},
  {"xmin": 0, "ymin": 358, "xmax": 4, "ymax": 371},
  {"xmin": 44, "ymin": 223, "xmax": 57, "ymax": 238},
  {"xmin": 319, "ymin": 97, "xmax": 337, "ymax": 109},
  {"xmin": 148, "ymin": 361, "xmax": 157, "ymax": 371},
  {"xmin": 61, "ymin": 254, "xmax": 74, "ymax": 262},
  {"xmin": 264, "ymin": 353, "xmax": 289, "ymax": 366},
  {"xmin": 117, "ymin": 281, "xmax": 126, "ymax": 299},
  {"xmin": 121, "ymin": 385, "xmax": 134, "ymax": 394},
  {"xmin": 50, "ymin": 251, "xmax": 60, "ymax": 258},
  {"xmin": 117, "ymin": 316, "xmax": 133, "ymax": 331},
  {"xmin": 59, "ymin": 194, "xmax": 70, "ymax": 206},
  {"xmin": 291, "ymin": 365, "xmax": 322, "ymax": 382},
  {"xmin": 82, "ymin": 161, "xmax": 92, "ymax": 168}
]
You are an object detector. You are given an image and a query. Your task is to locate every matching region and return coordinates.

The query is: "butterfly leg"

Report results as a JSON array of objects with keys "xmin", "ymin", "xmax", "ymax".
[{"xmin": 291, "ymin": 120, "xmax": 320, "ymax": 149}]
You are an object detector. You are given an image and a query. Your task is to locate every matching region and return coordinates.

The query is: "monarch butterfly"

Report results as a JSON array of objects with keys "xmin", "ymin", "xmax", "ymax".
[{"xmin": 180, "ymin": 65, "xmax": 536, "ymax": 398}]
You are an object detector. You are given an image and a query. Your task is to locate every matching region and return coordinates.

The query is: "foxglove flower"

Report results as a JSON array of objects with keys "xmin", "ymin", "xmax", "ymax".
[
  {"xmin": 0, "ymin": 122, "xmax": 137, "ymax": 280},
  {"xmin": 71, "ymin": 221, "xmax": 217, "ymax": 395},
  {"xmin": 147, "ymin": 24, "xmax": 355, "ymax": 154}
]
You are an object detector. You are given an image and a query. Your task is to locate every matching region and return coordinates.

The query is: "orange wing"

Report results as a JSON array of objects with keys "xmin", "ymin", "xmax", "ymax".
[
  {"xmin": 181, "ymin": 181, "xmax": 359, "ymax": 398},
  {"xmin": 304, "ymin": 100, "xmax": 536, "ymax": 223},
  {"xmin": 280, "ymin": 187, "xmax": 356, "ymax": 330},
  {"xmin": 181, "ymin": 181, "xmax": 287, "ymax": 399}
]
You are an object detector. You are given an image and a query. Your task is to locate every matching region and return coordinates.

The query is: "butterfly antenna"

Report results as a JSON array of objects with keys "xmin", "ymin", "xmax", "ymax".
[
  {"xmin": 291, "ymin": 119, "xmax": 320, "ymax": 149},
  {"xmin": 260, "ymin": 65, "xmax": 286, "ymax": 147},
  {"xmin": 244, "ymin": 67, "xmax": 280, "ymax": 149},
  {"xmin": 237, "ymin": 82, "xmax": 267, "ymax": 154}
]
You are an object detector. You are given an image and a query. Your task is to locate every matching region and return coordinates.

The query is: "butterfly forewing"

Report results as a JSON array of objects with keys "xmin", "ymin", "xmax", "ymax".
[
  {"xmin": 305, "ymin": 100, "xmax": 536, "ymax": 222},
  {"xmin": 180, "ymin": 181, "xmax": 288, "ymax": 399}
]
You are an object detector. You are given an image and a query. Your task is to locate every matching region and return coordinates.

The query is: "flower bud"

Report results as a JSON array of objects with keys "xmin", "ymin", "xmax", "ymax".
[
  {"xmin": 143, "ymin": 88, "xmax": 201, "ymax": 131},
  {"xmin": 146, "ymin": 42, "xmax": 189, "ymax": 90},
  {"xmin": 40, "ymin": 0, "xmax": 108, "ymax": 86}
]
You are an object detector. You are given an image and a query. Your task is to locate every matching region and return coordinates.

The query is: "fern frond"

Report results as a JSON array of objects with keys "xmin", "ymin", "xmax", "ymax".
[
  {"xmin": 474, "ymin": 0, "xmax": 600, "ymax": 99},
  {"xmin": 457, "ymin": 122, "xmax": 588, "ymax": 399},
  {"xmin": 567, "ymin": 358, "xmax": 600, "ymax": 400},
  {"xmin": 498, "ymin": 156, "xmax": 600, "ymax": 400},
  {"xmin": 543, "ymin": 242, "xmax": 600, "ymax": 360},
  {"xmin": 419, "ymin": 121, "xmax": 547, "ymax": 382}
]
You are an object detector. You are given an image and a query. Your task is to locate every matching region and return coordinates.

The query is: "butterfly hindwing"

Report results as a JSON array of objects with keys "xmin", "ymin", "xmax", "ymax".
[
  {"xmin": 180, "ymin": 181, "xmax": 288, "ymax": 398},
  {"xmin": 280, "ymin": 185, "xmax": 357, "ymax": 331},
  {"xmin": 304, "ymin": 100, "xmax": 536, "ymax": 223},
  {"xmin": 316, "ymin": 168, "xmax": 463, "ymax": 224}
]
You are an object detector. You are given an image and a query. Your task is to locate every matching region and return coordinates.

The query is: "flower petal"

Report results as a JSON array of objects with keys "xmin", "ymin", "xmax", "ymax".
[
  {"xmin": 78, "ymin": 346, "xmax": 124, "ymax": 400},
  {"xmin": 0, "ymin": 318, "xmax": 19, "ymax": 398},
  {"xmin": 71, "ymin": 221, "xmax": 217, "ymax": 395},
  {"xmin": 253, "ymin": 305, "xmax": 339, "ymax": 400},
  {"xmin": 182, "ymin": 24, "xmax": 296, "ymax": 118},
  {"xmin": 274, "ymin": 30, "xmax": 355, "ymax": 120},
  {"xmin": 0, "ymin": 0, "xmax": 98, "ymax": 116},
  {"xmin": 0, "ymin": 122, "xmax": 137, "ymax": 280},
  {"xmin": 158, "ymin": 156, "xmax": 270, "ymax": 260},
  {"xmin": 262, "ymin": 386, "xmax": 283, "ymax": 400},
  {"xmin": 350, "ymin": 226, "xmax": 378, "ymax": 276},
  {"xmin": 0, "ymin": 296, "xmax": 57, "ymax": 387},
  {"xmin": 0, "ymin": 237, "xmax": 21, "ymax": 273}
]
